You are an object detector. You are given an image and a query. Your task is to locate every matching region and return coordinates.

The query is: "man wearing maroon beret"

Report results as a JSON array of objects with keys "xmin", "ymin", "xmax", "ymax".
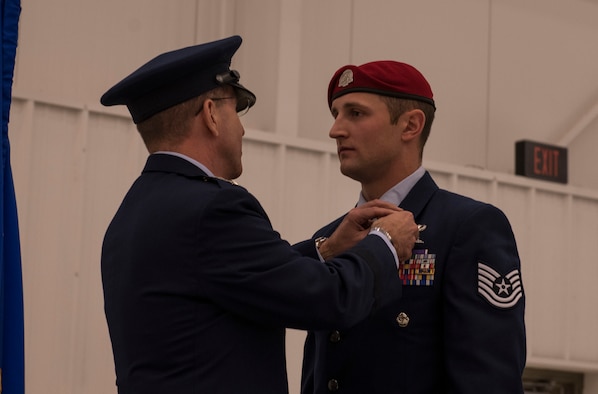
[{"xmin": 301, "ymin": 61, "xmax": 526, "ymax": 393}]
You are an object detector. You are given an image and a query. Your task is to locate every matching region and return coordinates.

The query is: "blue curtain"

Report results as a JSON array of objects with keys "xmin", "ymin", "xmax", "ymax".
[{"xmin": 0, "ymin": 0, "xmax": 23, "ymax": 392}]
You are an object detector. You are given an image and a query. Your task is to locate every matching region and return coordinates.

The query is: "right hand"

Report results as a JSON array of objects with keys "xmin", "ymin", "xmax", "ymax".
[
  {"xmin": 371, "ymin": 211, "xmax": 419, "ymax": 262},
  {"xmin": 318, "ymin": 200, "xmax": 403, "ymax": 260}
]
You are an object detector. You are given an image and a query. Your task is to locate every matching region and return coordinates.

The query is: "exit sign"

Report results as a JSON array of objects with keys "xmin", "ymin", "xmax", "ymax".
[{"xmin": 515, "ymin": 140, "xmax": 568, "ymax": 184}]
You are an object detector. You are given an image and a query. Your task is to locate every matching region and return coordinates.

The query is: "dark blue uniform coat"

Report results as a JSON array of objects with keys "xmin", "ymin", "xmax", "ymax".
[
  {"xmin": 301, "ymin": 171, "xmax": 526, "ymax": 394},
  {"xmin": 101, "ymin": 153, "xmax": 402, "ymax": 394}
]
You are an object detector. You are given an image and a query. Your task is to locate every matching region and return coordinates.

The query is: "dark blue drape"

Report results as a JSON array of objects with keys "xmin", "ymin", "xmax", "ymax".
[{"xmin": 0, "ymin": 0, "xmax": 23, "ymax": 392}]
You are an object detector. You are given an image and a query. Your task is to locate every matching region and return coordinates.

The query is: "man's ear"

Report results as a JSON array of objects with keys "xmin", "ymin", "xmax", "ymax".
[
  {"xmin": 401, "ymin": 109, "xmax": 425, "ymax": 142},
  {"xmin": 200, "ymin": 99, "xmax": 220, "ymax": 137}
]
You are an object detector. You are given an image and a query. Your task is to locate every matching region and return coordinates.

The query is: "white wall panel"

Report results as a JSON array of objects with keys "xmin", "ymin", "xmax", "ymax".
[
  {"xmin": 528, "ymin": 191, "xmax": 570, "ymax": 359},
  {"xmin": 77, "ymin": 113, "xmax": 146, "ymax": 393},
  {"xmin": 495, "ymin": 183, "xmax": 531, "ymax": 244},
  {"xmin": 16, "ymin": 0, "xmax": 199, "ymax": 106},
  {"xmin": 568, "ymin": 116, "xmax": 598, "ymax": 188},
  {"xmin": 567, "ymin": 197, "xmax": 598, "ymax": 363},
  {"xmin": 232, "ymin": 0, "xmax": 281, "ymax": 134},
  {"xmin": 14, "ymin": 103, "xmax": 83, "ymax": 392},
  {"xmin": 281, "ymin": 148, "xmax": 328, "ymax": 243},
  {"xmin": 297, "ymin": 0, "xmax": 353, "ymax": 142},
  {"xmin": 238, "ymin": 139, "xmax": 282, "ymax": 219}
]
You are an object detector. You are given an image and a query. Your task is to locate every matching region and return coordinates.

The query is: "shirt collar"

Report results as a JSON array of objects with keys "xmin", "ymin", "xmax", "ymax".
[
  {"xmin": 153, "ymin": 151, "xmax": 215, "ymax": 177},
  {"xmin": 357, "ymin": 166, "xmax": 425, "ymax": 207}
]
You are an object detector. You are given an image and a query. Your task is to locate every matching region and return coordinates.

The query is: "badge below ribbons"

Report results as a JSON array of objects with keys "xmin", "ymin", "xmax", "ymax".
[{"xmin": 399, "ymin": 248, "xmax": 436, "ymax": 286}]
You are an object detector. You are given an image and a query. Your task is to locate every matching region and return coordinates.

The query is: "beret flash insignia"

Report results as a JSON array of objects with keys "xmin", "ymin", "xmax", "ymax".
[{"xmin": 338, "ymin": 69, "xmax": 354, "ymax": 87}]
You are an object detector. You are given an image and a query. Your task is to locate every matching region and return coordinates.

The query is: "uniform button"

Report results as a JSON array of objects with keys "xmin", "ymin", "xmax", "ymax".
[
  {"xmin": 329, "ymin": 330, "xmax": 341, "ymax": 343},
  {"xmin": 396, "ymin": 312, "xmax": 410, "ymax": 327},
  {"xmin": 327, "ymin": 379, "xmax": 339, "ymax": 391}
]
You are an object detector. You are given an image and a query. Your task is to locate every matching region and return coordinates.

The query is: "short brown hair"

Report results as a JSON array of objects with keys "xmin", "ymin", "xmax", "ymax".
[
  {"xmin": 137, "ymin": 86, "xmax": 231, "ymax": 152},
  {"xmin": 136, "ymin": 96, "xmax": 200, "ymax": 152},
  {"xmin": 380, "ymin": 96, "xmax": 435, "ymax": 153}
]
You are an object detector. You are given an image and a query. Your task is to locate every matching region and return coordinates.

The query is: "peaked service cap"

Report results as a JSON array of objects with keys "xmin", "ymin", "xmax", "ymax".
[
  {"xmin": 100, "ymin": 35, "xmax": 256, "ymax": 124},
  {"xmin": 327, "ymin": 60, "xmax": 435, "ymax": 110}
]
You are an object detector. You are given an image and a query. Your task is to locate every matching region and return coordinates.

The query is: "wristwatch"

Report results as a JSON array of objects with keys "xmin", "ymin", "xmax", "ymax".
[
  {"xmin": 315, "ymin": 236, "xmax": 328, "ymax": 250},
  {"xmin": 371, "ymin": 226, "xmax": 392, "ymax": 243}
]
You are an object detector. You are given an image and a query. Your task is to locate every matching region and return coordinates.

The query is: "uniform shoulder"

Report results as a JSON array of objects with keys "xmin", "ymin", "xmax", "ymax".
[
  {"xmin": 434, "ymin": 188, "xmax": 509, "ymax": 220},
  {"xmin": 200, "ymin": 176, "xmax": 248, "ymax": 191}
]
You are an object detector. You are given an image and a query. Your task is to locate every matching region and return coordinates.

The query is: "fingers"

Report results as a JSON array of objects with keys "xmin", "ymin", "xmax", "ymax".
[
  {"xmin": 397, "ymin": 242, "xmax": 417, "ymax": 262},
  {"xmin": 347, "ymin": 201, "xmax": 404, "ymax": 228},
  {"xmin": 332, "ymin": 205, "xmax": 419, "ymax": 262},
  {"xmin": 371, "ymin": 211, "xmax": 419, "ymax": 260}
]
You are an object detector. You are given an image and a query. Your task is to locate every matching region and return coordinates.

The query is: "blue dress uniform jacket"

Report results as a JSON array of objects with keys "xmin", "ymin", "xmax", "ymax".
[
  {"xmin": 101, "ymin": 153, "xmax": 402, "ymax": 394},
  {"xmin": 301, "ymin": 171, "xmax": 526, "ymax": 394}
]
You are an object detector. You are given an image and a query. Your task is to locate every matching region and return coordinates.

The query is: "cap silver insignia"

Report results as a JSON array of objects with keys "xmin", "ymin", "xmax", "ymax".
[{"xmin": 338, "ymin": 69, "xmax": 354, "ymax": 87}]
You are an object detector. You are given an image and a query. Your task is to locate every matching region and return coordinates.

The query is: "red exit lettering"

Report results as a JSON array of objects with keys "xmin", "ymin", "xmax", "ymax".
[{"xmin": 533, "ymin": 146, "xmax": 560, "ymax": 177}]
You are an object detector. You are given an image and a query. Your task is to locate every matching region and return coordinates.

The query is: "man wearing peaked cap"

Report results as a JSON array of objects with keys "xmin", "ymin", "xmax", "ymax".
[
  {"xmin": 100, "ymin": 35, "xmax": 256, "ymax": 124},
  {"xmin": 301, "ymin": 61, "xmax": 526, "ymax": 394},
  {"xmin": 100, "ymin": 36, "xmax": 422, "ymax": 393}
]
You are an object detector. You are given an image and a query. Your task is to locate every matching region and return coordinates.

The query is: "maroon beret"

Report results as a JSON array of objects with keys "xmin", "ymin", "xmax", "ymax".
[{"xmin": 327, "ymin": 60, "xmax": 435, "ymax": 110}]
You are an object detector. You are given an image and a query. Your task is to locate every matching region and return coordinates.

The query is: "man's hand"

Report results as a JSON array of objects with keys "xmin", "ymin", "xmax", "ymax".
[
  {"xmin": 318, "ymin": 200, "xmax": 403, "ymax": 260},
  {"xmin": 371, "ymin": 212, "xmax": 419, "ymax": 262}
]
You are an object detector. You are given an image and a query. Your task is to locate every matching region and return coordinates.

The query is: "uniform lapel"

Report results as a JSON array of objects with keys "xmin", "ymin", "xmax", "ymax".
[{"xmin": 399, "ymin": 171, "xmax": 439, "ymax": 219}]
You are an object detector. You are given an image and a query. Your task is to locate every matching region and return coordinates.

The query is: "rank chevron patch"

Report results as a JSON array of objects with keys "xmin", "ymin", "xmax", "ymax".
[{"xmin": 477, "ymin": 261, "xmax": 523, "ymax": 309}]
